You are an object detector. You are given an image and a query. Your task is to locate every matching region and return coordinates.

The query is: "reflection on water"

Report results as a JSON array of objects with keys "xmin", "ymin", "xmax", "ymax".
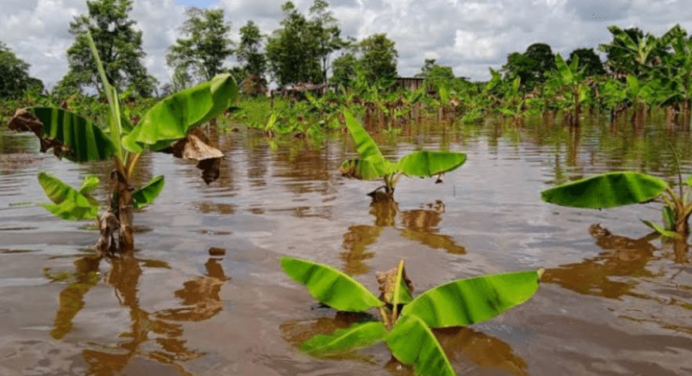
[
  {"xmin": 341, "ymin": 200, "xmax": 465, "ymax": 274},
  {"xmin": 280, "ymin": 313, "xmax": 529, "ymax": 375},
  {"xmin": 48, "ymin": 253, "xmax": 229, "ymax": 374},
  {"xmin": 544, "ymin": 224, "xmax": 692, "ymax": 334},
  {"xmin": 543, "ymin": 224, "xmax": 659, "ymax": 298}
]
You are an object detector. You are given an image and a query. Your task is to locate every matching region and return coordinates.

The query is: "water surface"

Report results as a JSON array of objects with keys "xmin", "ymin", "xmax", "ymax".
[{"xmin": 1, "ymin": 117, "xmax": 691, "ymax": 376}]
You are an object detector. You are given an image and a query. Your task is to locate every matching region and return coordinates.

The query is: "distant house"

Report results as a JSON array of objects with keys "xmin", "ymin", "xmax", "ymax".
[{"xmin": 395, "ymin": 77, "xmax": 427, "ymax": 91}]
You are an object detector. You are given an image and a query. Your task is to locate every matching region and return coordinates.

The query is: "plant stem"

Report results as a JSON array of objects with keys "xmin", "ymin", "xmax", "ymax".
[
  {"xmin": 379, "ymin": 306, "xmax": 390, "ymax": 328},
  {"xmin": 391, "ymin": 259, "xmax": 405, "ymax": 322},
  {"xmin": 668, "ymin": 141, "xmax": 685, "ymax": 200}
]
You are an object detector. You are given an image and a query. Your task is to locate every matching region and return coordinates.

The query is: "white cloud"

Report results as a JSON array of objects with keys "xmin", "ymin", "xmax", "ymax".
[{"xmin": 1, "ymin": 0, "xmax": 691, "ymax": 88}]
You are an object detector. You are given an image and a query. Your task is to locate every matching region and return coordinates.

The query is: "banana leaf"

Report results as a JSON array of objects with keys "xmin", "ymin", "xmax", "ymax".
[
  {"xmin": 397, "ymin": 151, "xmax": 466, "ymax": 178},
  {"xmin": 401, "ymin": 270, "xmax": 541, "ymax": 328},
  {"xmin": 641, "ymin": 219, "xmax": 678, "ymax": 238},
  {"xmin": 9, "ymin": 107, "xmax": 117, "ymax": 162},
  {"xmin": 77, "ymin": 176, "xmax": 100, "ymax": 195},
  {"xmin": 38, "ymin": 172, "xmax": 99, "ymax": 220},
  {"xmin": 132, "ymin": 175, "xmax": 165, "ymax": 209},
  {"xmin": 386, "ymin": 315, "xmax": 456, "ymax": 376},
  {"xmin": 555, "ymin": 54, "xmax": 574, "ymax": 85},
  {"xmin": 122, "ymin": 74, "xmax": 237, "ymax": 152},
  {"xmin": 343, "ymin": 109, "xmax": 387, "ymax": 165},
  {"xmin": 300, "ymin": 321, "xmax": 387, "ymax": 357},
  {"xmin": 339, "ymin": 158, "xmax": 394, "ymax": 180},
  {"xmin": 280, "ymin": 257, "xmax": 383, "ymax": 312},
  {"xmin": 541, "ymin": 172, "xmax": 668, "ymax": 209}
]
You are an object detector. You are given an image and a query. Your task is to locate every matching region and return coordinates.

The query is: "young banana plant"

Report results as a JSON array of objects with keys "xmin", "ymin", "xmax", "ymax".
[
  {"xmin": 8, "ymin": 32, "xmax": 237, "ymax": 252},
  {"xmin": 339, "ymin": 109, "xmax": 467, "ymax": 201},
  {"xmin": 280, "ymin": 257, "xmax": 542, "ymax": 376},
  {"xmin": 542, "ymin": 171, "xmax": 692, "ymax": 237}
]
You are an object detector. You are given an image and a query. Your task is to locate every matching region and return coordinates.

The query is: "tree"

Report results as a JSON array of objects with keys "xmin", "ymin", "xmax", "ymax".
[
  {"xmin": 567, "ymin": 48, "xmax": 606, "ymax": 77},
  {"xmin": 266, "ymin": 1, "xmax": 322, "ymax": 86},
  {"xmin": 308, "ymin": 0, "xmax": 344, "ymax": 82},
  {"xmin": 358, "ymin": 34, "xmax": 398, "ymax": 84},
  {"xmin": 237, "ymin": 20, "xmax": 266, "ymax": 80},
  {"xmin": 330, "ymin": 51, "xmax": 358, "ymax": 87},
  {"xmin": 502, "ymin": 43, "xmax": 556, "ymax": 90},
  {"xmin": 0, "ymin": 42, "xmax": 43, "ymax": 99},
  {"xmin": 167, "ymin": 7, "xmax": 234, "ymax": 85},
  {"xmin": 63, "ymin": 0, "xmax": 157, "ymax": 97},
  {"xmin": 415, "ymin": 59, "xmax": 456, "ymax": 88}
]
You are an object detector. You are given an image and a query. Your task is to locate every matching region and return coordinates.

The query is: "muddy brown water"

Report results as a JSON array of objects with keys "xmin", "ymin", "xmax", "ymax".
[{"xmin": 1, "ymin": 118, "xmax": 692, "ymax": 376}]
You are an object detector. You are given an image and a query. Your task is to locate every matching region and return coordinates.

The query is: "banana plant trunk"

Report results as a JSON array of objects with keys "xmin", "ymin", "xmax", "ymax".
[
  {"xmin": 114, "ymin": 171, "xmax": 134, "ymax": 251},
  {"xmin": 676, "ymin": 213, "xmax": 690, "ymax": 237}
]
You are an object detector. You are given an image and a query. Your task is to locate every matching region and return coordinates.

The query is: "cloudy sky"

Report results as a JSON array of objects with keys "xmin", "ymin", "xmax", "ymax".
[{"xmin": 1, "ymin": 0, "xmax": 690, "ymax": 89}]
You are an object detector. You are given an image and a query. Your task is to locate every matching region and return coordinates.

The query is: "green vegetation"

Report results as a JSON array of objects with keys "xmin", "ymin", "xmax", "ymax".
[
  {"xmin": 7, "ymin": 33, "xmax": 237, "ymax": 252},
  {"xmin": 281, "ymin": 256, "xmax": 541, "ymax": 376},
  {"xmin": 167, "ymin": 7, "xmax": 234, "ymax": 86},
  {"xmin": 542, "ymin": 170, "xmax": 692, "ymax": 237},
  {"xmin": 57, "ymin": 0, "xmax": 157, "ymax": 98},
  {"xmin": 339, "ymin": 110, "xmax": 466, "ymax": 201}
]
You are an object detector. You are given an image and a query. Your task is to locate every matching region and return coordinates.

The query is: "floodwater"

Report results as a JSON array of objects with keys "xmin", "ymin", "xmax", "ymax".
[{"xmin": 1, "ymin": 117, "xmax": 691, "ymax": 376}]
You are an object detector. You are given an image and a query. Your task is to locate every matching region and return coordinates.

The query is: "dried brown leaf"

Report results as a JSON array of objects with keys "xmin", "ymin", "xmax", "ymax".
[
  {"xmin": 376, "ymin": 265, "xmax": 413, "ymax": 304},
  {"xmin": 8, "ymin": 108, "xmax": 72, "ymax": 160}
]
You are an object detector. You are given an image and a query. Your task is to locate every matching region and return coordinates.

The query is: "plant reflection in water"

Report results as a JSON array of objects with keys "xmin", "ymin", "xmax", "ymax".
[{"xmin": 47, "ymin": 252, "xmax": 229, "ymax": 374}]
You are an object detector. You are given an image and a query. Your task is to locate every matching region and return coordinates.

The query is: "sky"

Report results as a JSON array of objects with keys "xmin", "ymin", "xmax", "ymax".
[{"xmin": 1, "ymin": 0, "xmax": 690, "ymax": 90}]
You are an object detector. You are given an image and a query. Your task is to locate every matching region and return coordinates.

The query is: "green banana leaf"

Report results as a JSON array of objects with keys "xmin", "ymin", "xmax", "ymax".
[
  {"xmin": 339, "ymin": 158, "xmax": 395, "ymax": 180},
  {"xmin": 21, "ymin": 107, "xmax": 117, "ymax": 162},
  {"xmin": 132, "ymin": 175, "xmax": 165, "ymax": 209},
  {"xmin": 343, "ymin": 109, "xmax": 387, "ymax": 165},
  {"xmin": 641, "ymin": 219, "xmax": 677, "ymax": 238},
  {"xmin": 541, "ymin": 172, "xmax": 668, "ymax": 209},
  {"xmin": 77, "ymin": 176, "xmax": 100, "ymax": 195},
  {"xmin": 401, "ymin": 270, "xmax": 541, "ymax": 328},
  {"xmin": 122, "ymin": 74, "xmax": 237, "ymax": 152},
  {"xmin": 300, "ymin": 321, "xmax": 387, "ymax": 357},
  {"xmin": 555, "ymin": 54, "xmax": 574, "ymax": 85},
  {"xmin": 280, "ymin": 257, "xmax": 383, "ymax": 312},
  {"xmin": 386, "ymin": 315, "xmax": 456, "ymax": 376},
  {"xmin": 396, "ymin": 151, "xmax": 467, "ymax": 178},
  {"xmin": 38, "ymin": 172, "xmax": 100, "ymax": 220},
  {"xmin": 662, "ymin": 206, "xmax": 675, "ymax": 231}
]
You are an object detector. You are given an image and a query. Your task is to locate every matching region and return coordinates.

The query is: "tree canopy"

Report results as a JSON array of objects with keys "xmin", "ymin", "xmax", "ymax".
[
  {"xmin": 502, "ymin": 43, "xmax": 556, "ymax": 90},
  {"xmin": 0, "ymin": 42, "xmax": 43, "ymax": 99},
  {"xmin": 167, "ymin": 7, "xmax": 234, "ymax": 86},
  {"xmin": 358, "ymin": 33, "xmax": 398, "ymax": 84},
  {"xmin": 567, "ymin": 48, "xmax": 606, "ymax": 77},
  {"xmin": 62, "ymin": 0, "xmax": 157, "ymax": 97}
]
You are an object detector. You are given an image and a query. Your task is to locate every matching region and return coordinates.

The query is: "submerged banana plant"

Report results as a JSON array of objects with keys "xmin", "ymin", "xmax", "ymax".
[
  {"xmin": 339, "ymin": 109, "xmax": 466, "ymax": 201},
  {"xmin": 541, "ymin": 171, "xmax": 692, "ymax": 237},
  {"xmin": 7, "ymin": 32, "xmax": 237, "ymax": 252},
  {"xmin": 280, "ymin": 257, "xmax": 542, "ymax": 376}
]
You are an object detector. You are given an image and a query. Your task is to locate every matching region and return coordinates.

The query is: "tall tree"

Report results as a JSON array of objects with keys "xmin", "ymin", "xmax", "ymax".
[
  {"xmin": 502, "ymin": 43, "xmax": 556, "ymax": 90},
  {"xmin": 358, "ymin": 33, "xmax": 398, "ymax": 84},
  {"xmin": 308, "ymin": 0, "xmax": 344, "ymax": 82},
  {"xmin": 236, "ymin": 20, "xmax": 266, "ymax": 80},
  {"xmin": 0, "ymin": 42, "xmax": 43, "ymax": 99},
  {"xmin": 266, "ymin": 1, "xmax": 322, "ymax": 86},
  {"xmin": 167, "ymin": 7, "xmax": 234, "ymax": 85},
  {"xmin": 567, "ymin": 48, "xmax": 606, "ymax": 77},
  {"xmin": 330, "ymin": 51, "xmax": 358, "ymax": 87},
  {"xmin": 63, "ymin": 0, "xmax": 157, "ymax": 97}
]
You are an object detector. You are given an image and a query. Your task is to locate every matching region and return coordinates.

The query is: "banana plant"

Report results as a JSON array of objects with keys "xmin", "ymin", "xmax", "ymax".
[
  {"xmin": 541, "ymin": 171, "xmax": 692, "ymax": 237},
  {"xmin": 280, "ymin": 257, "xmax": 542, "ymax": 376},
  {"xmin": 338, "ymin": 109, "xmax": 466, "ymax": 201},
  {"xmin": 7, "ymin": 32, "xmax": 237, "ymax": 252}
]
